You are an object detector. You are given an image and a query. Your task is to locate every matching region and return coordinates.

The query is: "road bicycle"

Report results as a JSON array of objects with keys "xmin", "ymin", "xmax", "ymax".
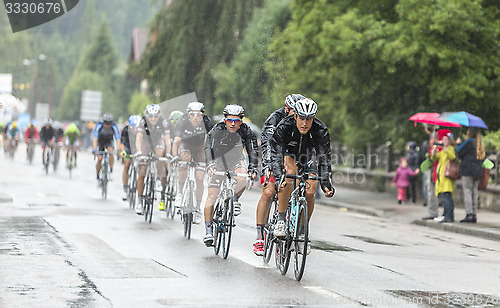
[
  {"xmin": 126, "ymin": 155, "xmax": 138, "ymax": 209},
  {"xmin": 66, "ymin": 145, "xmax": 77, "ymax": 178},
  {"xmin": 275, "ymin": 172, "xmax": 327, "ymax": 281},
  {"xmin": 164, "ymin": 160, "xmax": 178, "ymax": 219},
  {"xmin": 262, "ymin": 184, "xmax": 279, "ymax": 265},
  {"xmin": 43, "ymin": 144, "xmax": 56, "ymax": 175},
  {"xmin": 95, "ymin": 150, "xmax": 110, "ymax": 200},
  {"xmin": 137, "ymin": 152, "xmax": 168, "ymax": 223},
  {"xmin": 176, "ymin": 160, "xmax": 205, "ymax": 239},
  {"xmin": 211, "ymin": 170, "xmax": 249, "ymax": 259},
  {"xmin": 27, "ymin": 140, "xmax": 35, "ymax": 164}
]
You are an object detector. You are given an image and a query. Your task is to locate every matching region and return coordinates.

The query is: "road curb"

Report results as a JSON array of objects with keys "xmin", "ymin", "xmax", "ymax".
[{"xmin": 412, "ymin": 219, "xmax": 500, "ymax": 242}]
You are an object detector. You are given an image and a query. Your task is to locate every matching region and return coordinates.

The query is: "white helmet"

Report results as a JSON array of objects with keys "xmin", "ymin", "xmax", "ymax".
[
  {"xmin": 223, "ymin": 104, "xmax": 245, "ymax": 118},
  {"xmin": 284, "ymin": 94, "xmax": 305, "ymax": 109},
  {"xmin": 294, "ymin": 98, "xmax": 318, "ymax": 119},
  {"xmin": 145, "ymin": 104, "xmax": 161, "ymax": 116},
  {"xmin": 187, "ymin": 102, "xmax": 205, "ymax": 113}
]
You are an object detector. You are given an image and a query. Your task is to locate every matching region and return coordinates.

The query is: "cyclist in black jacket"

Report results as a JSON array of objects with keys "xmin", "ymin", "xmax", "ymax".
[
  {"xmin": 271, "ymin": 98, "xmax": 334, "ymax": 254},
  {"xmin": 171, "ymin": 102, "xmax": 213, "ymax": 223},
  {"xmin": 202, "ymin": 104, "xmax": 258, "ymax": 247},
  {"xmin": 252, "ymin": 94, "xmax": 304, "ymax": 256}
]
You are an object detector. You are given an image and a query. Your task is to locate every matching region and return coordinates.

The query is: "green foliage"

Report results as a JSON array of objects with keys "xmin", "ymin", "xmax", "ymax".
[
  {"xmin": 56, "ymin": 70, "xmax": 119, "ymax": 120},
  {"xmin": 483, "ymin": 129, "xmax": 500, "ymax": 151},
  {"xmin": 140, "ymin": 0, "xmax": 264, "ymax": 115},
  {"xmin": 213, "ymin": 0, "xmax": 291, "ymax": 125},
  {"xmin": 268, "ymin": 0, "xmax": 500, "ymax": 150},
  {"xmin": 128, "ymin": 92, "xmax": 152, "ymax": 115}
]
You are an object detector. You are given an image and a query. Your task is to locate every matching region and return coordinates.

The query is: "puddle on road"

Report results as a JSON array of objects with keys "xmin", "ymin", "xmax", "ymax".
[
  {"xmin": 386, "ymin": 290, "xmax": 500, "ymax": 308},
  {"xmin": 344, "ymin": 235, "xmax": 401, "ymax": 246},
  {"xmin": 310, "ymin": 240, "xmax": 361, "ymax": 252}
]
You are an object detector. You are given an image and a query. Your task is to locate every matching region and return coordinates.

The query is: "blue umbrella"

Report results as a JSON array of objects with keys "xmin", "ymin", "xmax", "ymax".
[{"xmin": 438, "ymin": 111, "xmax": 487, "ymax": 129}]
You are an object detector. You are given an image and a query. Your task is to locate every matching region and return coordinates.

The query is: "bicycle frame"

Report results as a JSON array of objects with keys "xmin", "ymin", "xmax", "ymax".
[{"xmin": 138, "ymin": 153, "xmax": 168, "ymax": 223}]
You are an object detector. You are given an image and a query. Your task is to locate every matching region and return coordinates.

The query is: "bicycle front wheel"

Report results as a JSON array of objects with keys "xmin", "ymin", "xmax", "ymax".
[
  {"xmin": 146, "ymin": 176, "xmax": 155, "ymax": 223},
  {"xmin": 183, "ymin": 182, "xmax": 194, "ymax": 238},
  {"xmin": 293, "ymin": 200, "xmax": 309, "ymax": 281},
  {"xmin": 128, "ymin": 166, "xmax": 137, "ymax": 209},
  {"xmin": 222, "ymin": 198, "xmax": 234, "ymax": 259},
  {"xmin": 263, "ymin": 197, "xmax": 279, "ymax": 264},
  {"xmin": 213, "ymin": 198, "xmax": 223, "ymax": 255}
]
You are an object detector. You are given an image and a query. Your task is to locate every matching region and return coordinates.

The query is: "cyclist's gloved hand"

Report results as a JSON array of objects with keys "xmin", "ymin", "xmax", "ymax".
[
  {"xmin": 92, "ymin": 149, "xmax": 97, "ymax": 155},
  {"xmin": 207, "ymin": 163, "xmax": 216, "ymax": 176},
  {"xmin": 248, "ymin": 168, "xmax": 257, "ymax": 180},
  {"xmin": 170, "ymin": 156, "xmax": 179, "ymax": 165},
  {"xmin": 324, "ymin": 187, "xmax": 335, "ymax": 198}
]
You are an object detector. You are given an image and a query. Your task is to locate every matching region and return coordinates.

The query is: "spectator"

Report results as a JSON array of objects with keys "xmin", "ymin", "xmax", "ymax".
[
  {"xmin": 456, "ymin": 128, "xmax": 485, "ymax": 223},
  {"xmin": 392, "ymin": 158, "xmax": 419, "ymax": 205},
  {"xmin": 431, "ymin": 129, "xmax": 456, "ymax": 223},
  {"xmin": 406, "ymin": 141, "xmax": 419, "ymax": 203}
]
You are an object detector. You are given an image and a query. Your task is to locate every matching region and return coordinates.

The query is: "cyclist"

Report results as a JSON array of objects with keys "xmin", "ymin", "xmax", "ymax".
[
  {"xmin": 271, "ymin": 98, "xmax": 335, "ymax": 255},
  {"xmin": 202, "ymin": 104, "xmax": 258, "ymax": 247},
  {"xmin": 40, "ymin": 119, "xmax": 56, "ymax": 163},
  {"xmin": 24, "ymin": 123, "xmax": 39, "ymax": 160},
  {"xmin": 3, "ymin": 122, "xmax": 9, "ymax": 153},
  {"xmin": 134, "ymin": 104, "xmax": 171, "ymax": 215},
  {"xmin": 252, "ymin": 93, "xmax": 304, "ymax": 256},
  {"xmin": 168, "ymin": 110, "xmax": 184, "ymax": 133},
  {"xmin": 171, "ymin": 102, "xmax": 213, "ymax": 223},
  {"xmin": 120, "ymin": 115, "xmax": 141, "ymax": 201},
  {"xmin": 64, "ymin": 122, "xmax": 81, "ymax": 168},
  {"xmin": 7, "ymin": 121, "xmax": 20, "ymax": 155},
  {"xmin": 53, "ymin": 121, "xmax": 65, "ymax": 170},
  {"xmin": 92, "ymin": 114, "xmax": 121, "ymax": 180}
]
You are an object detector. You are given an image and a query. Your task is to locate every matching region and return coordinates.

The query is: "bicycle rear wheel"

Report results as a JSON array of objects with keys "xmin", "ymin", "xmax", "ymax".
[
  {"xmin": 263, "ymin": 197, "xmax": 279, "ymax": 264},
  {"xmin": 128, "ymin": 166, "xmax": 137, "ymax": 209},
  {"xmin": 166, "ymin": 174, "xmax": 176, "ymax": 219},
  {"xmin": 28, "ymin": 144, "xmax": 34, "ymax": 164},
  {"xmin": 101, "ymin": 166, "xmax": 108, "ymax": 200},
  {"xmin": 293, "ymin": 200, "xmax": 309, "ymax": 281},
  {"xmin": 276, "ymin": 207, "xmax": 291, "ymax": 275},
  {"xmin": 222, "ymin": 198, "xmax": 234, "ymax": 259}
]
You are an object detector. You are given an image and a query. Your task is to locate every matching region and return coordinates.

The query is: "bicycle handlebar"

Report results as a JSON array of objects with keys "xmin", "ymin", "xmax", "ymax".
[
  {"xmin": 177, "ymin": 160, "xmax": 206, "ymax": 168},
  {"xmin": 213, "ymin": 171, "xmax": 250, "ymax": 178}
]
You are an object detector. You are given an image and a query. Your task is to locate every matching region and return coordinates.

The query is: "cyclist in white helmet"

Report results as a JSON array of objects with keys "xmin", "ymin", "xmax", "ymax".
[
  {"xmin": 271, "ymin": 98, "xmax": 335, "ymax": 255},
  {"xmin": 171, "ymin": 102, "xmax": 213, "ymax": 223},
  {"xmin": 120, "ymin": 115, "xmax": 141, "ymax": 201},
  {"xmin": 134, "ymin": 104, "xmax": 171, "ymax": 214},
  {"xmin": 252, "ymin": 93, "xmax": 304, "ymax": 256},
  {"xmin": 202, "ymin": 104, "xmax": 258, "ymax": 247}
]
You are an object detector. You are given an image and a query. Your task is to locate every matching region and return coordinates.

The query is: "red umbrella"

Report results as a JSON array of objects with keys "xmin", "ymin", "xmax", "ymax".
[{"xmin": 409, "ymin": 112, "xmax": 461, "ymax": 127}]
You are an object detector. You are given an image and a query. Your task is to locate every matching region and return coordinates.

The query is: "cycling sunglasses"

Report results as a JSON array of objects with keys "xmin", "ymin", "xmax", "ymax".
[
  {"xmin": 296, "ymin": 115, "xmax": 315, "ymax": 120},
  {"xmin": 224, "ymin": 118, "xmax": 242, "ymax": 124},
  {"xmin": 188, "ymin": 112, "xmax": 203, "ymax": 117},
  {"xmin": 147, "ymin": 114, "xmax": 160, "ymax": 118}
]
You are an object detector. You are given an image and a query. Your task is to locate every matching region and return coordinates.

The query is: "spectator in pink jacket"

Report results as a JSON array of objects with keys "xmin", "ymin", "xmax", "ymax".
[{"xmin": 393, "ymin": 158, "xmax": 419, "ymax": 204}]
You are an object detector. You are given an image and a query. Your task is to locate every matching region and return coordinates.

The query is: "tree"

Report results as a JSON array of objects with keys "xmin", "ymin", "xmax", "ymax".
[
  {"xmin": 128, "ymin": 92, "xmax": 152, "ymax": 115},
  {"xmin": 268, "ymin": 0, "xmax": 500, "ymax": 150},
  {"xmin": 213, "ymin": 0, "xmax": 291, "ymax": 125},
  {"xmin": 140, "ymin": 0, "xmax": 264, "ymax": 115}
]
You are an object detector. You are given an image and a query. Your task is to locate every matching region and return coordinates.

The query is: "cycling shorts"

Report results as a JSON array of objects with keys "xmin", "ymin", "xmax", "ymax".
[
  {"xmin": 260, "ymin": 175, "xmax": 276, "ymax": 185},
  {"xmin": 178, "ymin": 142, "xmax": 205, "ymax": 163}
]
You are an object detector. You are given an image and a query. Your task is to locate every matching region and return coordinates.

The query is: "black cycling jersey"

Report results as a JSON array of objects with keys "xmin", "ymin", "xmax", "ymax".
[
  {"xmin": 39, "ymin": 126, "xmax": 55, "ymax": 143},
  {"xmin": 205, "ymin": 122, "xmax": 258, "ymax": 171},
  {"xmin": 271, "ymin": 115, "xmax": 333, "ymax": 191},
  {"xmin": 120, "ymin": 125, "xmax": 137, "ymax": 154},
  {"xmin": 174, "ymin": 114, "xmax": 213, "ymax": 148},
  {"xmin": 137, "ymin": 116, "xmax": 169, "ymax": 145},
  {"xmin": 261, "ymin": 107, "xmax": 288, "ymax": 172}
]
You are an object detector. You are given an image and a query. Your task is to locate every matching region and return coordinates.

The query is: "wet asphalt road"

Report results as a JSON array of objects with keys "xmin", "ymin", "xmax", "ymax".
[{"xmin": 1, "ymin": 145, "xmax": 500, "ymax": 307}]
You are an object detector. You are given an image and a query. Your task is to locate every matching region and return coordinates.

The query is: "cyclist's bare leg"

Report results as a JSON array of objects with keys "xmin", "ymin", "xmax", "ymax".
[
  {"xmin": 305, "ymin": 178, "xmax": 318, "ymax": 221},
  {"xmin": 257, "ymin": 184, "xmax": 275, "ymax": 225},
  {"xmin": 195, "ymin": 169, "xmax": 205, "ymax": 207},
  {"xmin": 96, "ymin": 155, "xmax": 103, "ymax": 176},
  {"xmin": 107, "ymin": 146, "xmax": 115, "ymax": 171},
  {"xmin": 123, "ymin": 158, "xmax": 131, "ymax": 187},
  {"xmin": 278, "ymin": 156, "xmax": 297, "ymax": 213},
  {"xmin": 233, "ymin": 167, "xmax": 248, "ymax": 198},
  {"xmin": 203, "ymin": 187, "xmax": 219, "ymax": 223},
  {"xmin": 137, "ymin": 165, "xmax": 147, "ymax": 196},
  {"xmin": 178, "ymin": 151, "xmax": 191, "ymax": 191}
]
